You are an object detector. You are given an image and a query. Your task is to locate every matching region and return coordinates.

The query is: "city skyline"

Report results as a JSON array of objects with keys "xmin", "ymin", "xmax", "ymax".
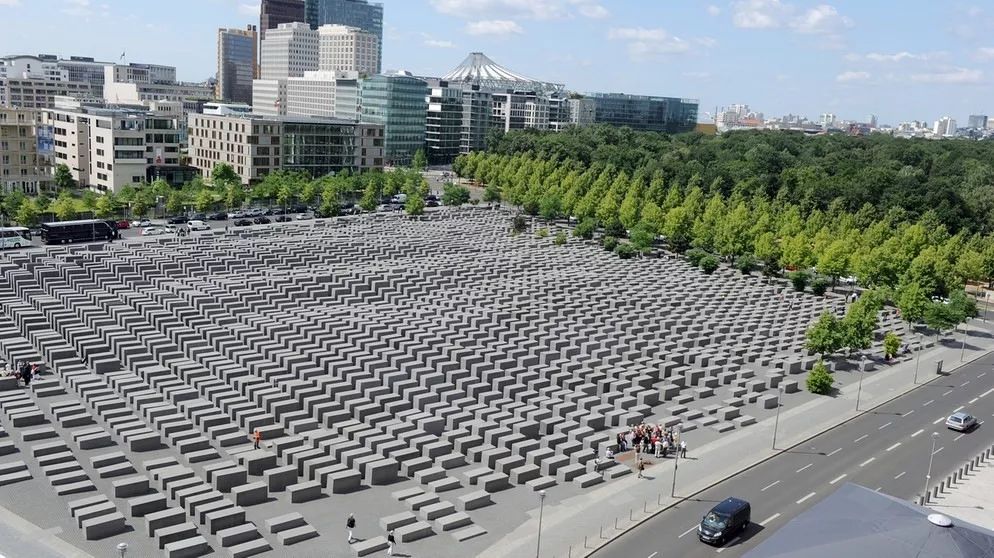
[{"xmin": 0, "ymin": 1, "xmax": 993, "ymax": 125}]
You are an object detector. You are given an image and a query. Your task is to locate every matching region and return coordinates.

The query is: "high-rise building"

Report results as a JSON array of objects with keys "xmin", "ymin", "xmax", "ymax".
[
  {"xmin": 187, "ymin": 112, "xmax": 383, "ymax": 184},
  {"xmin": 459, "ymin": 86, "xmax": 490, "ymax": 154},
  {"xmin": 286, "ymin": 70, "xmax": 359, "ymax": 120},
  {"xmin": 0, "ymin": 107, "xmax": 52, "ymax": 195},
  {"xmin": 305, "ymin": 0, "xmax": 383, "ymax": 74},
  {"xmin": 491, "ymin": 91, "xmax": 550, "ymax": 132},
  {"xmin": 933, "ymin": 117, "xmax": 957, "ymax": 137},
  {"xmin": 586, "ymin": 93, "xmax": 698, "ymax": 133},
  {"xmin": 260, "ymin": 0, "xmax": 305, "ymax": 40},
  {"xmin": 360, "ymin": 72, "xmax": 426, "ymax": 166},
  {"xmin": 567, "ymin": 97, "xmax": 596, "ymax": 127},
  {"xmin": 217, "ymin": 25, "xmax": 258, "ymax": 104},
  {"xmin": 318, "ymin": 24, "xmax": 379, "ymax": 76},
  {"xmin": 252, "ymin": 79, "xmax": 288, "ymax": 115},
  {"xmin": 968, "ymin": 114, "xmax": 988, "ymax": 130},
  {"xmin": 425, "ymin": 83, "xmax": 463, "ymax": 164},
  {"xmin": 260, "ymin": 22, "xmax": 319, "ymax": 80}
]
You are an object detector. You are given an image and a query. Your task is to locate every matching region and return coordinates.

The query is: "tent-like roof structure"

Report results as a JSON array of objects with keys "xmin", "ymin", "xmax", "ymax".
[
  {"xmin": 441, "ymin": 52, "xmax": 564, "ymax": 94},
  {"xmin": 743, "ymin": 484, "xmax": 994, "ymax": 558}
]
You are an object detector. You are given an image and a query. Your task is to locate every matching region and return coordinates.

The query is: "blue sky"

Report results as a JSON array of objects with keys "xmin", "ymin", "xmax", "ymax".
[{"xmin": 2, "ymin": 0, "xmax": 993, "ymax": 125}]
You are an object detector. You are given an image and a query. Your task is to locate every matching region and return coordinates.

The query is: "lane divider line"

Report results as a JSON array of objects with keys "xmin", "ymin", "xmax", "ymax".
[
  {"xmin": 854, "ymin": 434, "xmax": 869, "ymax": 443},
  {"xmin": 796, "ymin": 492, "xmax": 817, "ymax": 504},
  {"xmin": 878, "ymin": 422, "xmax": 892, "ymax": 430},
  {"xmin": 678, "ymin": 525, "xmax": 698, "ymax": 538},
  {"xmin": 826, "ymin": 448, "xmax": 842, "ymax": 457},
  {"xmin": 859, "ymin": 457, "xmax": 876, "ymax": 467},
  {"xmin": 911, "ymin": 429, "xmax": 924, "ymax": 437},
  {"xmin": 761, "ymin": 480, "xmax": 780, "ymax": 492},
  {"xmin": 886, "ymin": 442, "xmax": 901, "ymax": 452},
  {"xmin": 895, "ymin": 471, "xmax": 906, "ymax": 479},
  {"xmin": 830, "ymin": 474, "xmax": 847, "ymax": 485},
  {"xmin": 933, "ymin": 446, "xmax": 945, "ymax": 456},
  {"xmin": 796, "ymin": 463, "xmax": 813, "ymax": 473},
  {"xmin": 759, "ymin": 513, "xmax": 781, "ymax": 527}
]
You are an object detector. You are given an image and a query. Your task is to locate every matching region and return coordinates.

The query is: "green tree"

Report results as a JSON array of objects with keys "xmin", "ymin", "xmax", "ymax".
[
  {"xmin": 924, "ymin": 300, "xmax": 958, "ymax": 336},
  {"xmin": 212, "ymin": 163, "xmax": 239, "ymax": 186},
  {"xmin": 789, "ymin": 270, "xmax": 810, "ymax": 292},
  {"xmin": 554, "ymin": 230, "xmax": 567, "ymax": 246},
  {"xmin": 165, "ymin": 191, "xmax": 184, "ymax": 215},
  {"xmin": 806, "ymin": 360, "xmax": 834, "ymax": 395},
  {"xmin": 805, "ymin": 311, "xmax": 843, "ymax": 355},
  {"xmin": 896, "ymin": 281, "xmax": 929, "ymax": 325},
  {"xmin": 619, "ymin": 179, "xmax": 643, "ymax": 230},
  {"xmin": 629, "ymin": 221, "xmax": 656, "ymax": 254},
  {"xmin": 883, "ymin": 331, "xmax": 901, "ymax": 360},
  {"xmin": 131, "ymin": 193, "xmax": 150, "ymax": 218},
  {"xmin": 574, "ymin": 218, "xmax": 596, "ymax": 239},
  {"xmin": 715, "ymin": 202, "xmax": 752, "ymax": 259},
  {"xmin": 810, "ymin": 276, "xmax": 830, "ymax": 296},
  {"xmin": 699, "ymin": 254, "xmax": 720, "ymax": 274},
  {"xmin": 817, "ymin": 239, "xmax": 850, "ymax": 286},
  {"xmin": 404, "ymin": 191, "xmax": 425, "ymax": 216},
  {"xmin": 94, "ymin": 194, "xmax": 117, "ymax": 218},
  {"xmin": 615, "ymin": 242, "xmax": 638, "ymax": 259},
  {"xmin": 53, "ymin": 163, "xmax": 75, "ymax": 190},
  {"xmin": 194, "ymin": 189, "xmax": 215, "ymax": 213},
  {"xmin": 840, "ymin": 292, "xmax": 883, "ymax": 354},
  {"xmin": 51, "ymin": 191, "xmax": 77, "ymax": 221},
  {"xmin": 535, "ymin": 227, "xmax": 549, "ymax": 238},
  {"xmin": 734, "ymin": 254, "xmax": 757, "ymax": 275},
  {"xmin": 300, "ymin": 181, "xmax": 320, "ymax": 208},
  {"xmin": 483, "ymin": 183, "xmax": 502, "ymax": 203},
  {"xmin": 2, "ymin": 190, "xmax": 26, "ymax": 219},
  {"xmin": 412, "ymin": 148, "xmax": 428, "ymax": 171},
  {"xmin": 753, "ymin": 231, "xmax": 781, "ymax": 275},
  {"xmin": 359, "ymin": 181, "xmax": 379, "ymax": 212},
  {"xmin": 14, "ymin": 198, "xmax": 40, "ymax": 227},
  {"xmin": 442, "ymin": 184, "xmax": 472, "ymax": 207},
  {"xmin": 602, "ymin": 235, "xmax": 618, "ymax": 251},
  {"xmin": 662, "ymin": 206, "xmax": 694, "ymax": 252},
  {"xmin": 225, "ymin": 183, "xmax": 245, "ymax": 211}
]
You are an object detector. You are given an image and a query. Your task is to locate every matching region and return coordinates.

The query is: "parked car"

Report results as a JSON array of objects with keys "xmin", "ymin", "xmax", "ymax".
[
  {"xmin": 207, "ymin": 212, "xmax": 228, "ymax": 221},
  {"xmin": 116, "ymin": 220, "xmax": 131, "ymax": 229},
  {"xmin": 187, "ymin": 220, "xmax": 210, "ymax": 232},
  {"xmin": 274, "ymin": 215, "xmax": 292, "ymax": 222},
  {"xmin": 166, "ymin": 215, "xmax": 188, "ymax": 224},
  {"xmin": 340, "ymin": 203, "xmax": 361, "ymax": 216},
  {"xmin": 289, "ymin": 204, "xmax": 308, "ymax": 214},
  {"xmin": 227, "ymin": 211, "xmax": 245, "ymax": 219},
  {"xmin": 142, "ymin": 227, "xmax": 166, "ymax": 236},
  {"xmin": 131, "ymin": 219, "xmax": 151, "ymax": 228},
  {"xmin": 246, "ymin": 208, "xmax": 264, "ymax": 217},
  {"xmin": 253, "ymin": 216, "xmax": 271, "ymax": 225},
  {"xmin": 946, "ymin": 412, "xmax": 978, "ymax": 432},
  {"xmin": 390, "ymin": 193, "xmax": 408, "ymax": 204},
  {"xmin": 698, "ymin": 498, "xmax": 750, "ymax": 545},
  {"xmin": 426, "ymin": 199, "xmax": 440, "ymax": 208},
  {"xmin": 295, "ymin": 213, "xmax": 313, "ymax": 220},
  {"xmin": 190, "ymin": 213, "xmax": 207, "ymax": 221},
  {"xmin": 234, "ymin": 219, "xmax": 252, "ymax": 227}
]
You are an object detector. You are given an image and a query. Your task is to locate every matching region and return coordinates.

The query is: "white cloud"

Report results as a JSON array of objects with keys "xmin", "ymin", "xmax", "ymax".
[
  {"xmin": 424, "ymin": 38, "xmax": 456, "ymax": 48},
  {"xmin": 790, "ymin": 4, "xmax": 853, "ymax": 34},
  {"xmin": 836, "ymin": 70, "xmax": 870, "ymax": 82},
  {"xmin": 430, "ymin": 0, "xmax": 607, "ymax": 20},
  {"xmin": 465, "ymin": 19, "xmax": 524, "ymax": 36},
  {"xmin": 607, "ymin": 27, "xmax": 695, "ymax": 58},
  {"xmin": 707, "ymin": 5, "xmax": 721, "ymax": 16},
  {"xmin": 574, "ymin": 2, "xmax": 609, "ymax": 19},
  {"xmin": 237, "ymin": 1, "xmax": 260, "ymax": 16},
  {"xmin": 0, "ymin": 0, "xmax": 22, "ymax": 6},
  {"xmin": 684, "ymin": 71, "xmax": 712, "ymax": 79},
  {"xmin": 910, "ymin": 67, "xmax": 983, "ymax": 84},
  {"xmin": 732, "ymin": 0, "xmax": 790, "ymax": 29},
  {"xmin": 865, "ymin": 51, "xmax": 928, "ymax": 63},
  {"xmin": 978, "ymin": 47, "xmax": 994, "ymax": 60}
]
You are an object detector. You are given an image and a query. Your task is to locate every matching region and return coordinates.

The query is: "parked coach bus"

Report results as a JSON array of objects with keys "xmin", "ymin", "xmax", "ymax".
[
  {"xmin": 40, "ymin": 220, "xmax": 120, "ymax": 245},
  {"xmin": 0, "ymin": 226, "xmax": 31, "ymax": 249}
]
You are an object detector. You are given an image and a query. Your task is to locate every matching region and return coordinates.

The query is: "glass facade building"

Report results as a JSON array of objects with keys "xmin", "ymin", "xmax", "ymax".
[
  {"xmin": 588, "ymin": 93, "xmax": 699, "ymax": 133},
  {"xmin": 260, "ymin": 0, "xmax": 306, "ymax": 39},
  {"xmin": 360, "ymin": 73, "xmax": 426, "ymax": 166},
  {"xmin": 305, "ymin": 0, "xmax": 383, "ymax": 74},
  {"xmin": 282, "ymin": 121, "xmax": 356, "ymax": 176},
  {"xmin": 218, "ymin": 26, "xmax": 258, "ymax": 105},
  {"xmin": 425, "ymin": 84, "xmax": 463, "ymax": 164}
]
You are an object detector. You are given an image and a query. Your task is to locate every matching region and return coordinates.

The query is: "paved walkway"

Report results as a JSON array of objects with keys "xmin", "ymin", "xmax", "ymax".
[
  {"xmin": 928, "ymin": 450, "xmax": 994, "ymax": 531},
  {"xmin": 481, "ymin": 321, "xmax": 994, "ymax": 558}
]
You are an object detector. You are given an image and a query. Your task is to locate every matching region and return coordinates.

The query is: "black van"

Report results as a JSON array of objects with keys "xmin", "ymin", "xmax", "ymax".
[{"xmin": 698, "ymin": 497, "xmax": 750, "ymax": 545}]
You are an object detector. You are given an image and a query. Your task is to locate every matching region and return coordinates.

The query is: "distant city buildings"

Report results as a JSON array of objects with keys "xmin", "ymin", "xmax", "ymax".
[
  {"xmin": 968, "ymin": 114, "xmax": 988, "ymax": 130},
  {"xmin": 260, "ymin": 0, "xmax": 305, "ymax": 41},
  {"xmin": 933, "ymin": 116, "xmax": 956, "ymax": 138},
  {"xmin": 360, "ymin": 71, "xmax": 427, "ymax": 166},
  {"xmin": 585, "ymin": 93, "xmax": 698, "ymax": 134},
  {"xmin": 260, "ymin": 22, "xmax": 319, "ymax": 80},
  {"xmin": 318, "ymin": 24, "xmax": 378, "ymax": 76},
  {"xmin": 216, "ymin": 25, "xmax": 258, "ymax": 105},
  {"xmin": 305, "ymin": 0, "xmax": 383, "ymax": 74},
  {"xmin": 0, "ymin": 106, "xmax": 52, "ymax": 195}
]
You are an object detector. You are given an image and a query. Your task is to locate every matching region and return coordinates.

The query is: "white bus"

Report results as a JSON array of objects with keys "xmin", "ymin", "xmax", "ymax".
[{"xmin": 0, "ymin": 227, "xmax": 30, "ymax": 249}]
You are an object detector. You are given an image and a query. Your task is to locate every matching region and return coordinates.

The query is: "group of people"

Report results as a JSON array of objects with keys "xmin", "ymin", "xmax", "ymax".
[
  {"xmin": 608, "ymin": 423, "xmax": 688, "ymax": 478},
  {"xmin": 2, "ymin": 360, "xmax": 39, "ymax": 387},
  {"xmin": 347, "ymin": 514, "xmax": 397, "ymax": 555}
]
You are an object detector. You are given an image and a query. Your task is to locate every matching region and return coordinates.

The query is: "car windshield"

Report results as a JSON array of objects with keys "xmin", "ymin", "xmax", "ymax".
[
  {"xmin": 951, "ymin": 416, "xmax": 963, "ymax": 422},
  {"xmin": 703, "ymin": 512, "xmax": 728, "ymax": 529}
]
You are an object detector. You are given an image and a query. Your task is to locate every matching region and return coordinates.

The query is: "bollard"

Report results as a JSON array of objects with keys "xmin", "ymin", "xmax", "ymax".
[
  {"xmin": 600, "ymin": 525, "xmax": 603, "ymax": 539},
  {"xmin": 932, "ymin": 485, "xmax": 940, "ymax": 499},
  {"xmin": 615, "ymin": 517, "xmax": 619, "ymax": 530},
  {"xmin": 987, "ymin": 448, "xmax": 992, "ymax": 460},
  {"xmin": 630, "ymin": 508, "xmax": 634, "ymax": 521},
  {"xmin": 939, "ymin": 480, "xmax": 945, "ymax": 493},
  {"xmin": 569, "ymin": 546, "xmax": 573, "ymax": 558},
  {"xmin": 644, "ymin": 500, "xmax": 649, "ymax": 513},
  {"xmin": 658, "ymin": 493, "xmax": 662, "ymax": 505}
]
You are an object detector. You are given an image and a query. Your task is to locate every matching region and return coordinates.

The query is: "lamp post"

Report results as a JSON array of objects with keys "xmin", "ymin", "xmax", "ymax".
[
  {"xmin": 922, "ymin": 432, "xmax": 939, "ymax": 504},
  {"xmin": 913, "ymin": 333, "xmax": 923, "ymax": 384},
  {"xmin": 960, "ymin": 323, "xmax": 968, "ymax": 362},
  {"xmin": 772, "ymin": 382, "xmax": 785, "ymax": 450},
  {"xmin": 855, "ymin": 356, "xmax": 867, "ymax": 411},
  {"xmin": 535, "ymin": 489, "xmax": 546, "ymax": 558},
  {"xmin": 670, "ymin": 439, "xmax": 680, "ymax": 498},
  {"xmin": 116, "ymin": 542, "xmax": 128, "ymax": 558}
]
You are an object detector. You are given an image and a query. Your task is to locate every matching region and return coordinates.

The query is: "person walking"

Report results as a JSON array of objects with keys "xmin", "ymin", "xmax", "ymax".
[
  {"xmin": 387, "ymin": 529, "xmax": 396, "ymax": 555},
  {"xmin": 637, "ymin": 458, "xmax": 645, "ymax": 479},
  {"xmin": 251, "ymin": 429, "xmax": 262, "ymax": 450},
  {"xmin": 680, "ymin": 440, "xmax": 687, "ymax": 458},
  {"xmin": 346, "ymin": 513, "xmax": 356, "ymax": 543},
  {"xmin": 21, "ymin": 365, "xmax": 32, "ymax": 387}
]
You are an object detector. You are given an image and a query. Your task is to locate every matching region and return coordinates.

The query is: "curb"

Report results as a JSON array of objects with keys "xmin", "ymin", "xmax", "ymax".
[{"xmin": 581, "ymin": 342, "xmax": 994, "ymax": 558}]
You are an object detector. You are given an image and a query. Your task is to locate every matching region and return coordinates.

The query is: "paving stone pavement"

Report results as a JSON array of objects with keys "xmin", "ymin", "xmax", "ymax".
[{"xmin": 0, "ymin": 207, "xmax": 934, "ymax": 557}]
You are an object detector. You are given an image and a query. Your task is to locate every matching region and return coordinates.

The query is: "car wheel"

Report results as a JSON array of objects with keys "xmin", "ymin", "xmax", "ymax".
[{"xmin": 12, "ymin": 243, "xmax": 20, "ymax": 248}]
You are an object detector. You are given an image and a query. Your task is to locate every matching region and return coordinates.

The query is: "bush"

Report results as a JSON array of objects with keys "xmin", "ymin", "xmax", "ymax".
[
  {"xmin": 615, "ymin": 242, "xmax": 637, "ymax": 259},
  {"xmin": 554, "ymin": 230, "xmax": 567, "ymax": 246},
  {"xmin": 441, "ymin": 184, "xmax": 471, "ymax": 206},
  {"xmin": 810, "ymin": 276, "xmax": 830, "ymax": 296},
  {"xmin": 603, "ymin": 219, "xmax": 626, "ymax": 239},
  {"xmin": 699, "ymin": 255, "xmax": 719, "ymax": 275},
  {"xmin": 806, "ymin": 360, "xmax": 834, "ymax": 395},
  {"xmin": 734, "ymin": 254, "xmax": 757, "ymax": 275},
  {"xmin": 574, "ymin": 218, "xmax": 596, "ymax": 240},
  {"xmin": 883, "ymin": 331, "xmax": 901, "ymax": 360},
  {"xmin": 602, "ymin": 235, "xmax": 618, "ymax": 251},
  {"xmin": 789, "ymin": 270, "xmax": 810, "ymax": 292},
  {"xmin": 686, "ymin": 248, "xmax": 708, "ymax": 267},
  {"xmin": 536, "ymin": 227, "xmax": 549, "ymax": 238},
  {"xmin": 511, "ymin": 214, "xmax": 527, "ymax": 234}
]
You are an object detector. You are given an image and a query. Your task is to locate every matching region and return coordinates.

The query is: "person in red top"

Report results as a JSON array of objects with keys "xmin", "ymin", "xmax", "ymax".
[{"xmin": 252, "ymin": 429, "xmax": 262, "ymax": 449}]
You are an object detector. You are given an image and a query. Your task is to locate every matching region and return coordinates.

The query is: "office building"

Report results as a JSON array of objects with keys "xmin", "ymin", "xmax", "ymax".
[
  {"xmin": 188, "ymin": 112, "xmax": 383, "ymax": 184},
  {"xmin": 360, "ymin": 71, "xmax": 426, "ymax": 166},
  {"xmin": 260, "ymin": 22, "xmax": 319, "ymax": 80},
  {"xmin": 260, "ymin": 0, "xmax": 305, "ymax": 40},
  {"xmin": 252, "ymin": 79, "xmax": 288, "ymax": 115},
  {"xmin": 459, "ymin": 86, "xmax": 491, "ymax": 153},
  {"xmin": 43, "ymin": 99, "xmax": 183, "ymax": 192},
  {"xmin": 0, "ymin": 78, "xmax": 98, "ymax": 109},
  {"xmin": 491, "ymin": 91, "xmax": 550, "ymax": 132},
  {"xmin": 567, "ymin": 96, "xmax": 596, "ymax": 126},
  {"xmin": 0, "ymin": 54, "xmax": 65, "ymax": 81},
  {"xmin": 102, "ymin": 66, "xmax": 213, "ymax": 114},
  {"xmin": 0, "ymin": 107, "xmax": 52, "ymax": 195},
  {"xmin": 586, "ymin": 93, "xmax": 698, "ymax": 133},
  {"xmin": 305, "ymin": 0, "xmax": 383, "ymax": 73},
  {"xmin": 318, "ymin": 25, "xmax": 378, "ymax": 76},
  {"xmin": 217, "ymin": 25, "xmax": 258, "ymax": 104},
  {"xmin": 933, "ymin": 117, "xmax": 957, "ymax": 137},
  {"xmin": 107, "ymin": 63, "xmax": 177, "ymax": 85},
  {"xmin": 286, "ymin": 70, "xmax": 359, "ymax": 120},
  {"xmin": 425, "ymin": 83, "xmax": 463, "ymax": 164},
  {"xmin": 968, "ymin": 114, "xmax": 988, "ymax": 130}
]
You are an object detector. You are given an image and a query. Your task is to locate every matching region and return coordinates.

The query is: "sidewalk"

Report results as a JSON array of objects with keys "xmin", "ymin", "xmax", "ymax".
[{"xmin": 480, "ymin": 320, "xmax": 994, "ymax": 558}]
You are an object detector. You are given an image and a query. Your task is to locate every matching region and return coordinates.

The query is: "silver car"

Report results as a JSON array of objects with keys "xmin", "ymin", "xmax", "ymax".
[{"xmin": 946, "ymin": 412, "xmax": 977, "ymax": 432}]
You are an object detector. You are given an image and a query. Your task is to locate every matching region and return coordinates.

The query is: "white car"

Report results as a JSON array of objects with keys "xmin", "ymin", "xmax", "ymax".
[
  {"xmin": 187, "ymin": 220, "xmax": 210, "ymax": 232},
  {"xmin": 131, "ymin": 219, "xmax": 152, "ymax": 228},
  {"xmin": 142, "ymin": 227, "xmax": 165, "ymax": 236}
]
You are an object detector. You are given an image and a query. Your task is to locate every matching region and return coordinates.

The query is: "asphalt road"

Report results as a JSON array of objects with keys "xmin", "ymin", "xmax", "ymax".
[{"xmin": 594, "ymin": 351, "xmax": 994, "ymax": 558}]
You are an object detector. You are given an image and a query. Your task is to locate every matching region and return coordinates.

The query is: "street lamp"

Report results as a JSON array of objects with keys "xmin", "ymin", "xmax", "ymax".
[
  {"xmin": 670, "ymin": 426, "xmax": 682, "ymax": 498},
  {"xmin": 116, "ymin": 542, "xmax": 128, "ymax": 558},
  {"xmin": 922, "ymin": 432, "xmax": 939, "ymax": 504},
  {"xmin": 772, "ymin": 382, "xmax": 785, "ymax": 450},
  {"xmin": 913, "ymin": 333, "xmax": 923, "ymax": 384},
  {"xmin": 535, "ymin": 490, "xmax": 547, "ymax": 558},
  {"xmin": 855, "ymin": 356, "xmax": 867, "ymax": 411},
  {"xmin": 960, "ymin": 323, "xmax": 968, "ymax": 362}
]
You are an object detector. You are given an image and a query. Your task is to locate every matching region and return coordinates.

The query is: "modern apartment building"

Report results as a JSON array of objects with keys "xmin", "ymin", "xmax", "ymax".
[
  {"xmin": 187, "ymin": 112, "xmax": 383, "ymax": 184},
  {"xmin": 43, "ymin": 100, "xmax": 183, "ymax": 192},
  {"xmin": 102, "ymin": 65, "xmax": 214, "ymax": 114},
  {"xmin": 425, "ymin": 84, "xmax": 462, "ymax": 164},
  {"xmin": 586, "ymin": 93, "xmax": 699, "ymax": 133},
  {"xmin": 0, "ymin": 78, "xmax": 98, "ymax": 109},
  {"xmin": 491, "ymin": 91, "xmax": 550, "ymax": 132},
  {"xmin": 0, "ymin": 54, "xmax": 65, "ymax": 81},
  {"xmin": 217, "ymin": 25, "xmax": 258, "ymax": 104},
  {"xmin": 305, "ymin": 0, "xmax": 383, "ymax": 74},
  {"xmin": 567, "ymin": 96, "xmax": 596, "ymax": 126},
  {"xmin": 260, "ymin": 22, "xmax": 319, "ymax": 80},
  {"xmin": 318, "ymin": 24, "xmax": 378, "ymax": 76},
  {"xmin": 107, "ymin": 63, "xmax": 177, "ymax": 85},
  {"xmin": 460, "ymin": 86, "xmax": 491, "ymax": 154},
  {"xmin": 0, "ymin": 107, "xmax": 52, "ymax": 195},
  {"xmin": 286, "ymin": 70, "xmax": 359, "ymax": 120},
  {"xmin": 360, "ymin": 72, "xmax": 426, "ymax": 166},
  {"xmin": 260, "ymin": 0, "xmax": 305, "ymax": 40}
]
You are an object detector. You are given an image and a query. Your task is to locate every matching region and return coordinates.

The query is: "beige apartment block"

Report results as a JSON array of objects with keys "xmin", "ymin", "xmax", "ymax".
[{"xmin": 0, "ymin": 107, "xmax": 52, "ymax": 195}]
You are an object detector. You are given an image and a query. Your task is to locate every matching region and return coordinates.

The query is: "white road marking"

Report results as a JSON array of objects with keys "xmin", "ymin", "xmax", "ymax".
[
  {"xmin": 924, "ymin": 400, "xmax": 935, "ymax": 407},
  {"xmin": 759, "ymin": 513, "xmax": 781, "ymax": 526},
  {"xmin": 904, "ymin": 410, "xmax": 915, "ymax": 417},
  {"xmin": 648, "ymin": 553, "xmax": 658, "ymax": 558},
  {"xmin": 912, "ymin": 429, "xmax": 925, "ymax": 437},
  {"xmin": 962, "ymin": 381, "xmax": 971, "ymax": 387},
  {"xmin": 878, "ymin": 422, "xmax": 892, "ymax": 430},
  {"xmin": 895, "ymin": 471, "xmax": 907, "ymax": 479},
  {"xmin": 970, "ymin": 398, "xmax": 979, "ymax": 404},
  {"xmin": 875, "ymin": 487, "xmax": 882, "ymax": 492},
  {"xmin": 954, "ymin": 433, "xmax": 965, "ymax": 441},
  {"xmin": 981, "ymin": 387, "xmax": 994, "ymax": 398},
  {"xmin": 716, "ymin": 536, "xmax": 741, "ymax": 553},
  {"xmin": 761, "ymin": 480, "xmax": 780, "ymax": 492},
  {"xmin": 933, "ymin": 446, "xmax": 945, "ymax": 456},
  {"xmin": 955, "ymin": 406, "xmax": 965, "ymax": 412},
  {"xmin": 679, "ymin": 525, "xmax": 698, "ymax": 538},
  {"xmin": 830, "ymin": 474, "xmax": 847, "ymax": 484},
  {"xmin": 886, "ymin": 442, "xmax": 902, "ymax": 452},
  {"xmin": 860, "ymin": 457, "xmax": 876, "ymax": 467},
  {"xmin": 796, "ymin": 463, "xmax": 813, "ymax": 473},
  {"xmin": 933, "ymin": 417, "xmax": 945, "ymax": 425},
  {"xmin": 980, "ymin": 372, "xmax": 988, "ymax": 378},
  {"xmin": 942, "ymin": 390, "xmax": 954, "ymax": 396},
  {"xmin": 826, "ymin": 448, "xmax": 842, "ymax": 457},
  {"xmin": 796, "ymin": 492, "xmax": 817, "ymax": 504},
  {"xmin": 854, "ymin": 434, "xmax": 869, "ymax": 443}
]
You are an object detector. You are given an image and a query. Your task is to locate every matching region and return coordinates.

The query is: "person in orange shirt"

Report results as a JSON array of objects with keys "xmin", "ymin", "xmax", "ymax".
[{"xmin": 252, "ymin": 429, "xmax": 262, "ymax": 449}]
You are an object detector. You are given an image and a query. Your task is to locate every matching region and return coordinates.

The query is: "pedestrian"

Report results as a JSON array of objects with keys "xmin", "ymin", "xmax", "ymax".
[
  {"xmin": 387, "ymin": 529, "xmax": 396, "ymax": 555},
  {"xmin": 637, "ymin": 458, "xmax": 645, "ymax": 479},
  {"xmin": 21, "ymin": 365, "xmax": 32, "ymax": 387},
  {"xmin": 251, "ymin": 429, "xmax": 262, "ymax": 450},
  {"xmin": 346, "ymin": 513, "xmax": 356, "ymax": 543},
  {"xmin": 680, "ymin": 440, "xmax": 687, "ymax": 458}
]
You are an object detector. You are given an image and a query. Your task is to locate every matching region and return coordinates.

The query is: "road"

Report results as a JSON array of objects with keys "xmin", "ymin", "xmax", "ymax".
[{"xmin": 594, "ymin": 351, "xmax": 994, "ymax": 558}]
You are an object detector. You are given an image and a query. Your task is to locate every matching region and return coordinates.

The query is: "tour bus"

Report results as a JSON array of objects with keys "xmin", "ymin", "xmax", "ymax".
[
  {"xmin": 40, "ymin": 220, "xmax": 120, "ymax": 245},
  {"xmin": 0, "ymin": 227, "xmax": 31, "ymax": 249}
]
